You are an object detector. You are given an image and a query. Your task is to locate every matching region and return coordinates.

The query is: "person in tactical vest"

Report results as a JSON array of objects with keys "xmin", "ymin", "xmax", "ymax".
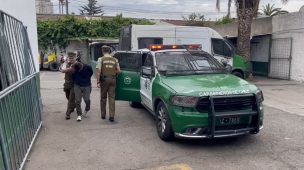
[
  {"xmin": 62, "ymin": 52, "xmax": 77, "ymax": 120},
  {"xmin": 96, "ymin": 46, "xmax": 120, "ymax": 122}
]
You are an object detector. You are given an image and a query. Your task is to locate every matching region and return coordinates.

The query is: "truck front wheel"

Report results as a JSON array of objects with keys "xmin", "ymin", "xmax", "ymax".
[
  {"xmin": 155, "ymin": 102, "xmax": 174, "ymax": 141},
  {"xmin": 232, "ymin": 70, "xmax": 244, "ymax": 79}
]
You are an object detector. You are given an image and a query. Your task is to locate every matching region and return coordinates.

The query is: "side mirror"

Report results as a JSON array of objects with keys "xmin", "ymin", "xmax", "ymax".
[
  {"xmin": 221, "ymin": 59, "xmax": 228, "ymax": 67},
  {"xmin": 142, "ymin": 66, "xmax": 154, "ymax": 78},
  {"xmin": 221, "ymin": 60, "xmax": 232, "ymax": 73}
]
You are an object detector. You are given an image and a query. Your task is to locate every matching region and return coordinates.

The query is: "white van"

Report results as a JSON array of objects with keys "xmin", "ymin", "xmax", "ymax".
[{"xmin": 119, "ymin": 25, "xmax": 248, "ymax": 78}]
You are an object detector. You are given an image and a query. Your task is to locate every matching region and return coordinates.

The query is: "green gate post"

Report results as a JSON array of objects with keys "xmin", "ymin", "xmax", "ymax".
[{"xmin": 0, "ymin": 146, "xmax": 5, "ymax": 170}]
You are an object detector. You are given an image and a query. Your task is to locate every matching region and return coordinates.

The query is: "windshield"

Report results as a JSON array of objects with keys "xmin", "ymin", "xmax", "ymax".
[
  {"xmin": 224, "ymin": 39, "xmax": 236, "ymax": 55},
  {"xmin": 155, "ymin": 51, "xmax": 226, "ymax": 75}
]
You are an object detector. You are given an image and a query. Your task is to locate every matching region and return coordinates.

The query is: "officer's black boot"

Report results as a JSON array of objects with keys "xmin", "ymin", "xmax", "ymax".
[{"xmin": 109, "ymin": 117, "xmax": 114, "ymax": 122}]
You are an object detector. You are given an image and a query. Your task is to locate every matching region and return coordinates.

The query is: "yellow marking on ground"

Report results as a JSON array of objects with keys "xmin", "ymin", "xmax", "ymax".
[{"xmin": 143, "ymin": 163, "xmax": 192, "ymax": 170}]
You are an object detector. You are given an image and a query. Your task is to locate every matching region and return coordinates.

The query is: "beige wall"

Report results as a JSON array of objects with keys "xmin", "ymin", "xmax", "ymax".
[
  {"xmin": 213, "ymin": 17, "xmax": 273, "ymax": 38},
  {"xmin": 272, "ymin": 10, "xmax": 304, "ymax": 82}
]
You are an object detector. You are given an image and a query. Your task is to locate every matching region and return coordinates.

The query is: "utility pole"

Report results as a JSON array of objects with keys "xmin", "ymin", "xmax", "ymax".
[
  {"xmin": 59, "ymin": 0, "xmax": 61, "ymax": 14},
  {"xmin": 66, "ymin": 0, "xmax": 69, "ymax": 15}
]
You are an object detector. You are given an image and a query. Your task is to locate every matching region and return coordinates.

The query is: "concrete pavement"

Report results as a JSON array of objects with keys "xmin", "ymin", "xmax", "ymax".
[
  {"xmin": 24, "ymin": 72, "xmax": 304, "ymax": 170},
  {"xmin": 251, "ymin": 76, "xmax": 304, "ymax": 116}
]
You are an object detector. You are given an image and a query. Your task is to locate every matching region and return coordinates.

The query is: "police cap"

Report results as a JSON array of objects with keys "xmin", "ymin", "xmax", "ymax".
[
  {"xmin": 101, "ymin": 45, "xmax": 111, "ymax": 54},
  {"xmin": 101, "ymin": 45, "xmax": 110, "ymax": 50},
  {"xmin": 67, "ymin": 51, "xmax": 77, "ymax": 58}
]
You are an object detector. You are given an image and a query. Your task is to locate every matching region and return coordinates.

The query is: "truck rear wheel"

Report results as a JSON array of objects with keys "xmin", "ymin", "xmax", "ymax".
[
  {"xmin": 49, "ymin": 62, "xmax": 59, "ymax": 71},
  {"xmin": 155, "ymin": 102, "xmax": 174, "ymax": 141}
]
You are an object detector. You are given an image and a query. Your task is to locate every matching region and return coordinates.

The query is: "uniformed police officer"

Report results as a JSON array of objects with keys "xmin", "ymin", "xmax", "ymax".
[
  {"xmin": 62, "ymin": 52, "xmax": 77, "ymax": 120},
  {"xmin": 96, "ymin": 46, "xmax": 120, "ymax": 122}
]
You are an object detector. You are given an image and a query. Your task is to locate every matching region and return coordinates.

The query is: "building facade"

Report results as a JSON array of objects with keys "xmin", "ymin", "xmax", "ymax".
[
  {"xmin": 213, "ymin": 6, "xmax": 304, "ymax": 82},
  {"xmin": 1, "ymin": 0, "xmax": 39, "ymax": 70},
  {"xmin": 36, "ymin": 0, "xmax": 54, "ymax": 14},
  {"xmin": 272, "ymin": 7, "xmax": 304, "ymax": 82}
]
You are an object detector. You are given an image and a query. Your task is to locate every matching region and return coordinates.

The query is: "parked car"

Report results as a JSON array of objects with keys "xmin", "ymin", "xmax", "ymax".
[{"xmin": 114, "ymin": 44, "xmax": 264, "ymax": 141}]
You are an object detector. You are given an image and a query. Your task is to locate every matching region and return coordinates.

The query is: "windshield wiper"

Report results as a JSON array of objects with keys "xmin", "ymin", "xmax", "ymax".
[
  {"xmin": 192, "ymin": 67, "xmax": 226, "ymax": 74},
  {"xmin": 158, "ymin": 69, "xmax": 196, "ymax": 76},
  {"xmin": 209, "ymin": 67, "xmax": 226, "ymax": 72}
]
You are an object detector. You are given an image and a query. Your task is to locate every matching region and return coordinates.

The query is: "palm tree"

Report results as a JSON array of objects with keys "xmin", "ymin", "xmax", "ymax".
[
  {"xmin": 216, "ymin": 0, "xmax": 289, "ymax": 73},
  {"xmin": 216, "ymin": 0, "xmax": 233, "ymax": 18},
  {"xmin": 260, "ymin": 3, "xmax": 288, "ymax": 16},
  {"xmin": 227, "ymin": 0, "xmax": 232, "ymax": 18},
  {"xmin": 79, "ymin": 0, "xmax": 104, "ymax": 16}
]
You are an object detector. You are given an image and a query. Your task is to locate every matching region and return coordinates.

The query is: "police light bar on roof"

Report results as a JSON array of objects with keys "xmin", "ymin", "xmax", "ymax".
[{"xmin": 149, "ymin": 44, "xmax": 202, "ymax": 51}]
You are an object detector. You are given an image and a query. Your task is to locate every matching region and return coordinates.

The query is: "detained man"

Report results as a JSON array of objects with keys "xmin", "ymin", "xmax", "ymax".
[{"xmin": 60, "ymin": 62, "xmax": 93, "ymax": 121}]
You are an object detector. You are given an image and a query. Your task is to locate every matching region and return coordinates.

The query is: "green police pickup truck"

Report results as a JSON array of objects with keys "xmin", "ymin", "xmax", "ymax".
[{"xmin": 114, "ymin": 45, "xmax": 264, "ymax": 141}]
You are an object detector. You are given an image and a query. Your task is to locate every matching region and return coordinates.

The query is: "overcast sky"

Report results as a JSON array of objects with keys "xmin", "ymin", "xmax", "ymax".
[{"xmin": 51, "ymin": 0, "xmax": 304, "ymax": 20}]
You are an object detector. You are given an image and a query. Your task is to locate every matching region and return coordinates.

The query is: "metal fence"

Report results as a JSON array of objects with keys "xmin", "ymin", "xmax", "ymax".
[
  {"xmin": 269, "ymin": 38, "xmax": 292, "ymax": 80},
  {"xmin": 0, "ymin": 10, "xmax": 42, "ymax": 170}
]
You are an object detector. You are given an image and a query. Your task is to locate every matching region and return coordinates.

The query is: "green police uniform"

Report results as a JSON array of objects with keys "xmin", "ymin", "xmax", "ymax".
[
  {"xmin": 64, "ymin": 63, "xmax": 76, "ymax": 117},
  {"xmin": 97, "ymin": 54, "xmax": 119, "ymax": 119}
]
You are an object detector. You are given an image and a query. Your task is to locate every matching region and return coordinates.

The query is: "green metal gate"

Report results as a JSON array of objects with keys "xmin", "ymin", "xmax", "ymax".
[{"xmin": 0, "ymin": 10, "xmax": 42, "ymax": 170}]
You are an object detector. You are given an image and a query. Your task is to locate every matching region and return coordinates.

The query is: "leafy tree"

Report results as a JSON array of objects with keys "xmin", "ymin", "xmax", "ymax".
[
  {"xmin": 182, "ymin": 13, "xmax": 206, "ymax": 21},
  {"xmin": 216, "ymin": 0, "xmax": 289, "ymax": 74},
  {"xmin": 259, "ymin": 3, "xmax": 288, "ymax": 16},
  {"xmin": 37, "ymin": 15, "xmax": 154, "ymax": 49},
  {"xmin": 80, "ymin": 0, "xmax": 104, "ymax": 16}
]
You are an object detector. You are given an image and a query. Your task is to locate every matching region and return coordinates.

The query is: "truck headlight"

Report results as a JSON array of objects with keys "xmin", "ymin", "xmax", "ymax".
[
  {"xmin": 171, "ymin": 96, "xmax": 199, "ymax": 107},
  {"xmin": 256, "ymin": 89, "xmax": 264, "ymax": 103}
]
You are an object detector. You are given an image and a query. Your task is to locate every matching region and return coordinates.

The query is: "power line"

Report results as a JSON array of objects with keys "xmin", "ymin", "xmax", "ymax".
[
  {"xmin": 68, "ymin": 5, "xmax": 183, "ymax": 16},
  {"xmin": 41, "ymin": 0, "xmax": 227, "ymax": 17},
  {"xmin": 68, "ymin": 5, "xmax": 225, "ymax": 15},
  {"xmin": 103, "ymin": 6, "xmax": 224, "ymax": 15},
  {"xmin": 69, "ymin": 0, "xmax": 222, "ymax": 15},
  {"xmin": 36, "ymin": 4, "xmax": 60, "ymax": 7}
]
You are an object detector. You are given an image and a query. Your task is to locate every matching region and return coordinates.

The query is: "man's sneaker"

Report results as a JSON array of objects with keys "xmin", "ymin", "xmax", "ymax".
[
  {"xmin": 77, "ymin": 116, "xmax": 82, "ymax": 122},
  {"xmin": 101, "ymin": 116, "xmax": 106, "ymax": 120},
  {"xmin": 82, "ymin": 110, "xmax": 89, "ymax": 118},
  {"xmin": 109, "ymin": 117, "xmax": 114, "ymax": 122},
  {"xmin": 65, "ymin": 115, "xmax": 70, "ymax": 120}
]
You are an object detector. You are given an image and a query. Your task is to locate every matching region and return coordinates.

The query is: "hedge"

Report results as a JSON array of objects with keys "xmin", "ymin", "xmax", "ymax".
[{"xmin": 37, "ymin": 15, "xmax": 154, "ymax": 49}]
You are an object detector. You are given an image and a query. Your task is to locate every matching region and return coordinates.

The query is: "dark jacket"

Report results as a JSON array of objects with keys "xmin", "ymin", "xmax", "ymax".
[{"xmin": 72, "ymin": 64, "xmax": 93, "ymax": 87}]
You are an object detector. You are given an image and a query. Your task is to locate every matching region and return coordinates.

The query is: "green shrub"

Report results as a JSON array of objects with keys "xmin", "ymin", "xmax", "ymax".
[
  {"xmin": 215, "ymin": 16, "xmax": 234, "ymax": 25},
  {"xmin": 37, "ymin": 15, "xmax": 153, "ymax": 49}
]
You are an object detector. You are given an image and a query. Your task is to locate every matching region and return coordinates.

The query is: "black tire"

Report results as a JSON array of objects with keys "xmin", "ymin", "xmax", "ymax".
[
  {"xmin": 155, "ymin": 102, "xmax": 174, "ymax": 141},
  {"xmin": 49, "ymin": 62, "xmax": 59, "ymax": 71},
  {"xmin": 129, "ymin": 102, "xmax": 142, "ymax": 108},
  {"xmin": 232, "ymin": 71, "xmax": 244, "ymax": 79}
]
